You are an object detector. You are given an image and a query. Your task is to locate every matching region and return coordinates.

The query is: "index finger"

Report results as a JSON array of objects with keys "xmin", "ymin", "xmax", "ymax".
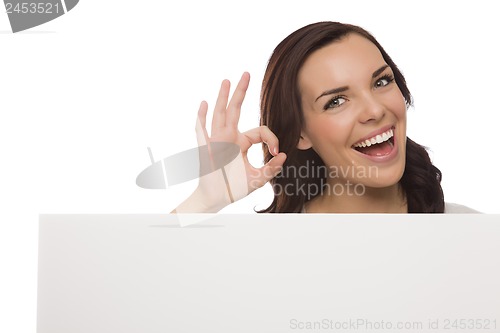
[{"xmin": 241, "ymin": 125, "xmax": 280, "ymax": 156}]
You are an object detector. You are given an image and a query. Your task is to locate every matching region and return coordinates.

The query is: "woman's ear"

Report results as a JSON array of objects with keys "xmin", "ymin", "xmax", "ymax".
[{"xmin": 297, "ymin": 132, "xmax": 313, "ymax": 150}]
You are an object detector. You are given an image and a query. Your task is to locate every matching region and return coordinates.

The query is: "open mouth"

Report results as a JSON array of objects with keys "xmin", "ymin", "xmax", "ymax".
[{"xmin": 352, "ymin": 127, "xmax": 395, "ymax": 157}]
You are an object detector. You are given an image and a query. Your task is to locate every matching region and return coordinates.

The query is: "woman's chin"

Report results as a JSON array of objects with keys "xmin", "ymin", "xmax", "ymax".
[{"xmin": 355, "ymin": 170, "xmax": 404, "ymax": 189}]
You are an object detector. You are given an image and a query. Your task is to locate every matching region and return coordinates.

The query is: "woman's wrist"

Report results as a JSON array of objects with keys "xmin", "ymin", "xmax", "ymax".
[{"xmin": 172, "ymin": 186, "xmax": 229, "ymax": 213}]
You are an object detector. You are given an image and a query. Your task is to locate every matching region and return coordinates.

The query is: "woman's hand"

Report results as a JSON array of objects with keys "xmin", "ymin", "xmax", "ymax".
[{"xmin": 175, "ymin": 72, "xmax": 286, "ymax": 213}]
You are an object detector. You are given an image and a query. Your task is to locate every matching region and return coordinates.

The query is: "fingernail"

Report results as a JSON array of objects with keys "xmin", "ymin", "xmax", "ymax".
[{"xmin": 273, "ymin": 147, "xmax": 278, "ymax": 155}]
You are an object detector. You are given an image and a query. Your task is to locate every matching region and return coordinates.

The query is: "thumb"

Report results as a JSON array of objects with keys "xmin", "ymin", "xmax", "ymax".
[{"xmin": 249, "ymin": 153, "xmax": 287, "ymax": 190}]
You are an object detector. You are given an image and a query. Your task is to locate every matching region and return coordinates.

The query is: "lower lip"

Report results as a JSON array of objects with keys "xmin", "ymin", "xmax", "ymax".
[{"xmin": 352, "ymin": 131, "xmax": 399, "ymax": 163}]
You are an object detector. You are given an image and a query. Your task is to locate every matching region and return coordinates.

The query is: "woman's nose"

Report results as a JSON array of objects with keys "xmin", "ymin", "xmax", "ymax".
[{"xmin": 358, "ymin": 94, "xmax": 386, "ymax": 124}]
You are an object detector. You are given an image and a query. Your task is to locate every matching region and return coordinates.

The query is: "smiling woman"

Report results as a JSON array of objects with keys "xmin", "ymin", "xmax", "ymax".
[{"xmin": 173, "ymin": 21, "xmax": 478, "ymax": 214}]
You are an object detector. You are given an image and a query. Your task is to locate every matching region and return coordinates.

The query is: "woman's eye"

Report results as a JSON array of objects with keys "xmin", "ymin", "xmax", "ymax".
[
  {"xmin": 375, "ymin": 75, "xmax": 395, "ymax": 88},
  {"xmin": 324, "ymin": 96, "xmax": 348, "ymax": 110}
]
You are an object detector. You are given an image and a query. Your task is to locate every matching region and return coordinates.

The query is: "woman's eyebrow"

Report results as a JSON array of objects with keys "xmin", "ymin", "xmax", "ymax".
[
  {"xmin": 315, "ymin": 86, "xmax": 348, "ymax": 102},
  {"xmin": 372, "ymin": 64, "xmax": 389, "ymax": 78},
  {"xmin": 314, "ymin": 64, "xmax": 390, "ymax": 103}
]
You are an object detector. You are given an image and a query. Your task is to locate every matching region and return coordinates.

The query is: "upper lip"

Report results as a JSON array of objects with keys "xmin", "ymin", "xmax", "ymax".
[{"xmin": 352, "ymin": 125, "xmax": 395, "ymax": 147}]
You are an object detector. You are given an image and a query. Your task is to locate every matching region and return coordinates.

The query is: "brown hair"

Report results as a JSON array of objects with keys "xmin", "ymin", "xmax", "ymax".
[{"xmin": 259, "ymin": 21, "xmax": 444, "ymax": 213}]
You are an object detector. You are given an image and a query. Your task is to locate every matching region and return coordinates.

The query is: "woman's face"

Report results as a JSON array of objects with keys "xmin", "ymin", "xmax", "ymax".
[{"xmin": 297, "ymin": 33, "xmax": 407, "ymax": 188}]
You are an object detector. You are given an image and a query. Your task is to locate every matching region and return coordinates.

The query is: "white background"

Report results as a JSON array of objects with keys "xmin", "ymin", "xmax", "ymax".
[{"xmin": 1, "ymin": 0, "xmax": 499, "ymax": 331}]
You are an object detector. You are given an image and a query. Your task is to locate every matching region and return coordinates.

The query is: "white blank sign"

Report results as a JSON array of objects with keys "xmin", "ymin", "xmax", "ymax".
[{"xmin": 38, "ymin": 214, "xmax": 500, "ymax": 332}]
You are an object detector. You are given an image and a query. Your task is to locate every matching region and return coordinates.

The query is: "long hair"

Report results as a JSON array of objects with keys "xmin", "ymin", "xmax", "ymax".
[{"xmin": 259, "ymin": 22, "xmax": 444, "ymax": 213}]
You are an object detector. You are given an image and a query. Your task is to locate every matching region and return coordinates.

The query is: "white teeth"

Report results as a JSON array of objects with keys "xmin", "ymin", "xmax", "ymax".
[{"xmin": 353, "ymin": 128, "xmax": 394, "ymax": 148}]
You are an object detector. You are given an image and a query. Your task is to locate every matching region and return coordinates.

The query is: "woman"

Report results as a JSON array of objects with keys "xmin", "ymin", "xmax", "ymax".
[{"xmin": 174, "ymin": 22, "xmax": 477, "ymax": 214}]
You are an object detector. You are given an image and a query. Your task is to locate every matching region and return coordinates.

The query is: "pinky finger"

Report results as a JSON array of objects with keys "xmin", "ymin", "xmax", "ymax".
[
  {"xmin": 197, "ymin": 101, "xmax": 208, "ymax": 128},
  {"xmin": 196, "ymin": 101, "xmax": 209, "ymax": 146}
]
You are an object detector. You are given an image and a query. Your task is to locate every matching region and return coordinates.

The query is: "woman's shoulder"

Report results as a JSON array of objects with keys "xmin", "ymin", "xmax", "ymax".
[{"xmin": 444, "ymin": 202, "xmax": 481, "ymax": 214}]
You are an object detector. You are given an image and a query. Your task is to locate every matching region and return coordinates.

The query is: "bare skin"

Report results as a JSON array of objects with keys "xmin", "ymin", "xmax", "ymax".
[
  {"xmin": 298, "ymin": 34, "xmax": 408, "ymax": 213},
  {"xmin": 173, "ymin": 73, "xmax": 287, "ymax": 213},
  {"xmin": 176, "ymin": 34, "xmax": 408, "ymax": 213}
]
